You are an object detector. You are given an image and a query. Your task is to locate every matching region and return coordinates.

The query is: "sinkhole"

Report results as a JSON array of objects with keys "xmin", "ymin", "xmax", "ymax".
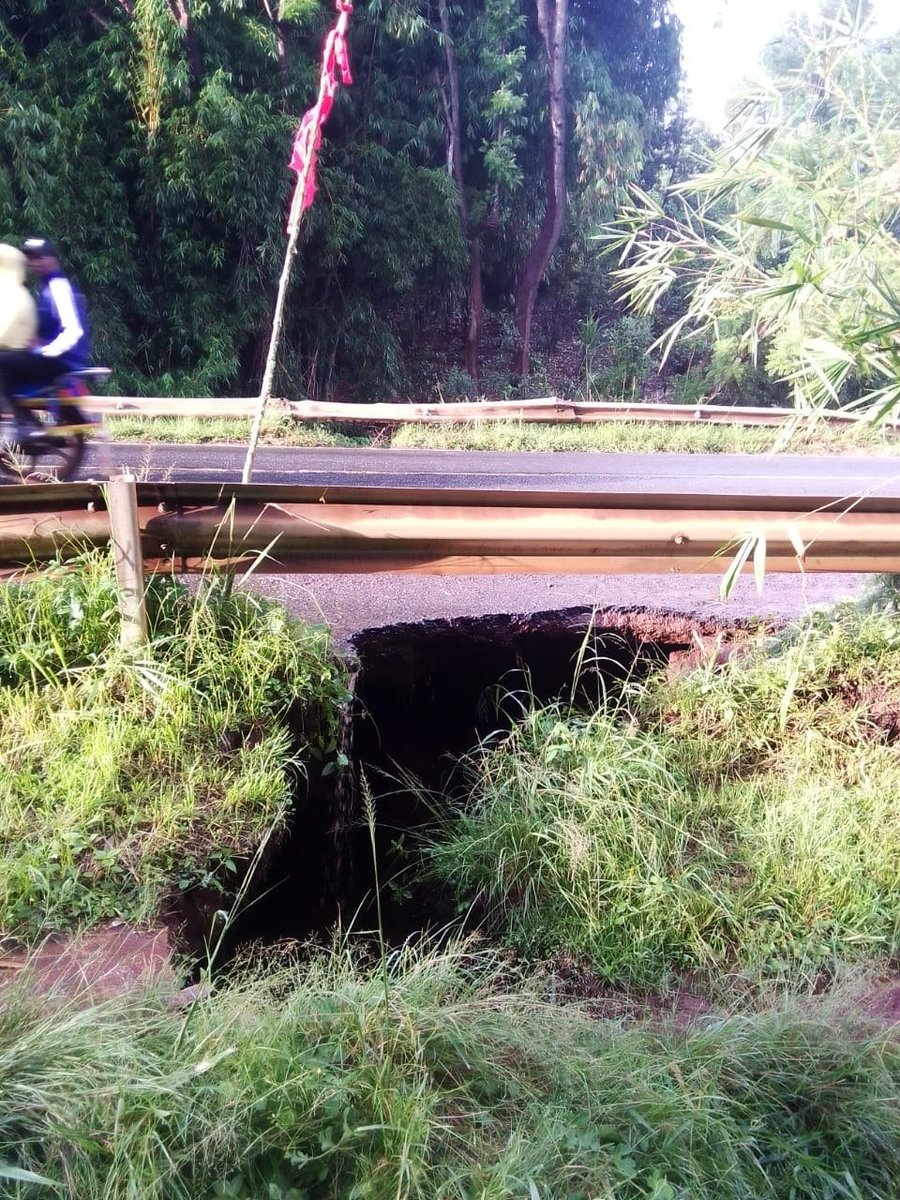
[{"xmin": 216, "ymin": 605, "xmax": 749, "ymax": 959}]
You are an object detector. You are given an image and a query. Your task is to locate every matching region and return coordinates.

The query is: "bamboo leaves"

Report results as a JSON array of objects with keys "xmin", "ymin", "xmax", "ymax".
[{"xmin": 600, "ymin": 0, "xmax": 900, "ymax": 421}]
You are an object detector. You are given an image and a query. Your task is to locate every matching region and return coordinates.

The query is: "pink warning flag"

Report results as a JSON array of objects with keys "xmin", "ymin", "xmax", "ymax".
[{"xmin": 288, "ymin": 0, "xmax": 353, "ymax": 222}]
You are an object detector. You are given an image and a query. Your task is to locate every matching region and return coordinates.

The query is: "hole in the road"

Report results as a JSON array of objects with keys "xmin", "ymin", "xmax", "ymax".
[{"xmin": 198, "ymin": 606, "xmax": 753, "ymax": 963}]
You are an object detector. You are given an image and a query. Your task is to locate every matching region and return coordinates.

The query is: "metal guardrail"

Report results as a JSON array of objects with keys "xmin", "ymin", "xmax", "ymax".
[
  {"xmin": 0, "ymin": 480, "xmax": 898, "ymax": 577},
  {"xmin": 86, "ymin": 395, "xmax": 899, "ymax": 431}
]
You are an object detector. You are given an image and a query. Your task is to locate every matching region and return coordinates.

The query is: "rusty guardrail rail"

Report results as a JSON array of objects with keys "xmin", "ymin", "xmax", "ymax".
[
  {"xmin": 85, "ymin": 395, "xmax": 899, "ymax": 431},
  {"xmin": 1, "ymin": 480, "xmax": 898, "ymax": 577}
]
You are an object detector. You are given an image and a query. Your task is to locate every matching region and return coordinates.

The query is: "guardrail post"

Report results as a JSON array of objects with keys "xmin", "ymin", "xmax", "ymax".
[{"xmin": 108, "ymin": 473, "xmax": 148, "ymax": 648}]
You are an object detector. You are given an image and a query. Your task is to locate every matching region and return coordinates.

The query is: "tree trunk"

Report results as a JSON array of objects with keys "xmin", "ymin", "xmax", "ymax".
[
  {"xmin": 168, "ymin": 0, "xmax": 202, "ymax": 91},
  {"xmin": 512, "ymin": 0, "xmax": 568, "ymax": 377},
  {"xmin": 439, "ymin": 0, "xmax": 482, "ymax": 383},
  {"xmin": 261, "ymin": 0, "xmax": 290, "ymax": 101},
  {"xmin": 87, "ymin": 6, "xmax": 113, "ymax": 30},
  {"xmin": 466, "ymin": 233, "xmax": 483, "ymax": 381}
]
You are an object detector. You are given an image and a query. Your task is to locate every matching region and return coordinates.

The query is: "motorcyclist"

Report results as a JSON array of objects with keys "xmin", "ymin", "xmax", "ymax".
[
  {"xmin": 0, "ymin": 243, "xmax": 40, "ymax": 439},
  {"xmin": 0, "ymin": 237, "xmax": 91, "ymax": 439}
]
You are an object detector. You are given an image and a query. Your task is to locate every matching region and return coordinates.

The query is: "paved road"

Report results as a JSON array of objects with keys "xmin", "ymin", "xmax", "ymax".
[
  {"xmin": 84, "ymin": 443, "xmax": 895, "ymax": 634},
  {"xmin": 87, "ymin": 442, "xmax": 900, "ymax": 500}
]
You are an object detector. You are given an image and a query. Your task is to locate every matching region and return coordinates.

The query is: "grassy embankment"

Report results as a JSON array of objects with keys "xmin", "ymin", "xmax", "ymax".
[
  {"xmin": 426, "ymin": 594, "xmax": 900, "ymax": 998},
  {"xmin": 105, "ymin": 410, "xmax": 900, "ymax": 455},
  {"xmin": 5, "ymin": 566, "xmax": 900, "ymax": 1197},
  {"xmin": 6, "ymin": 942, "xmax": 900, "ymax": 1200},
  {"xmin": 0, "ymin": 555, "xmax": 348, "ymax": 942}
]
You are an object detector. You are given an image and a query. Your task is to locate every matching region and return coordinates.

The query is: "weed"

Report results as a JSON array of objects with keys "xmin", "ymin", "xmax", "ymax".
[
  {"xmin": 0, "ymin": 554, "xmax": 349, "ymax": 942},
  {"xmin": 105, "ymin": 415, "xmax": 365, "ymax": 447},
  {"xmin": 3, "ymin": 941, "xmax": 900, "ymax": 1198},
  {"xmin": 392, "ymin": 416, "xmax": 900, "ymax": 455},
  {"xmin": 105, "ymin": 411, "xmax": 900, "ymax": 456},
  {"xmin": 423, "ymin": 606, "xmax": 900, "ymax": 993}
]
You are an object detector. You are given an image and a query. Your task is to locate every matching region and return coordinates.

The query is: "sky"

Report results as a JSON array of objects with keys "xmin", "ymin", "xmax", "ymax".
[{"xmin": 670, "ymin": 0, "xmax": 900, "ymax": 128}]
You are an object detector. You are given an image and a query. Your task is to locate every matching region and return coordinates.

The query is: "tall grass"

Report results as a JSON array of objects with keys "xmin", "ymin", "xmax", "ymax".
[
  {"xmin": 105, "ymin": 414, "xmax": 365, "ymax": 447},
  {"xmin": 424, "ymin": 605, "xmax": 900, "ymax": 992},
  {"xmin": 4, "ymin": 940, "xmax": 900, "ymax": 1199},
  {"xmin": 391, "ymin": 417, "xmax": 900, "ymax": 455},
  {"xmin": 103, "ymin": 412, "xmax": 900, "ymax": 455},
  {"xmin": 0, "ymin": 554, "xmax": 348, "ymax": 941}
]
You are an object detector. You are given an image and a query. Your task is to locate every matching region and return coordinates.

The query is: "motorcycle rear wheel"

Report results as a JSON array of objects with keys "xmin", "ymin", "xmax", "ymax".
[{"xmin": 0, "ymin": 411, "xmax": 86, "ymax": 483}]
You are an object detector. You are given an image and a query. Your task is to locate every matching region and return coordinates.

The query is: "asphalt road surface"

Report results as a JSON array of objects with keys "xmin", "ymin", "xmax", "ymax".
[
  {"xmin": 89, "ymin": 442, "xmax": 900, "ymax": 499},
  {"xmin": 83, "ymin": 443, "xmax": 899, "ymax": 636}
]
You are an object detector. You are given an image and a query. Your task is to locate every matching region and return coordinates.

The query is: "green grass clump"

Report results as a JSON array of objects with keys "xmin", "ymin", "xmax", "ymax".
[
  {"xmin": 425, "ymin": 605, "xmax": 900, "ymax": 991},
  {"xmin": 103, "ymin": 411, "xmax": 900, "ymax": 455},
  {"xmin": 391, "ymin": 416, "xmax": 900, "ymax": 455},
  {"xmin": 0, "ymin": 555, "xmax": 348, "ymax": 941},
  {"xmin": 105, "ymin": 414, "xmax": 366, "ymax": 446},
  {"xmin": 4, "ymin": 941, "xmax": 900, "ymax": 1199}
]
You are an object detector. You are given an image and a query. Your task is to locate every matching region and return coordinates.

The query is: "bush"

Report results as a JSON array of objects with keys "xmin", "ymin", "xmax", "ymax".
[
  {"xmin": 0, "ymin": 555, "xmax": 348, "ymax": 941},
  {"xmin": 589, "ymin": 314, "xmax": 655, "ymax": 398},
  {"xmin": 425, "ymin": 607, "xmax": 900, "ymax": 991},
  {"xmin": 4, "ymin": 941, "xmax": 900, "ymax": 1199},
  {"xmin": 440, "ymin": 366, "xmax": 478, "ymax": 400}
]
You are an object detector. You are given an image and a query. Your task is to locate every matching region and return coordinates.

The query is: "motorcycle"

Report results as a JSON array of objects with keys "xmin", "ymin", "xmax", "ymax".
[{"xmin": 0, "ymin": 366, "xmax": 110, "ymax": 483}]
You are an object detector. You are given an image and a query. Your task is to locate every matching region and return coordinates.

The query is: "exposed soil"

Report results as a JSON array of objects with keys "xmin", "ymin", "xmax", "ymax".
[
  {"xmin": 832, "ymin": 678, "xmax": 900, "ymax": 742},
  {"xmin": 0, "ymin": 923, "xmax": 174, "ymax": 1002},
  {"xmin": 549, "ymin": 956, "xmax": 900, "ymax": 1030},
  {"xmin": 549, "ymin": 954, "xmax": 716, "ymax": 1027},
  {"xmin": 859, "ymin": 981, "xmax": 900, "ymax": 1024}
]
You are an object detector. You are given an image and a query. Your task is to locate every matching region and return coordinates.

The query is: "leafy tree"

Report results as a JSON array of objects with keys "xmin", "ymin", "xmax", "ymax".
[
  {"xmin": 0, "ymin": 0, "xmax": 679, "ymax": 398},
  {"xmin": 0, "ymin": 0, "xmax": 463, "ymax": 397},
  {"xmin": 433, "ymin": 0, "xmax": 681, "ymax": 381},
  {"xmin": 601, "ymin": 0, "xmax": 900, "ymax": 417},
  {"xmin": 511, "ymin": 0, "xmax": 680, "ymax": 375}
]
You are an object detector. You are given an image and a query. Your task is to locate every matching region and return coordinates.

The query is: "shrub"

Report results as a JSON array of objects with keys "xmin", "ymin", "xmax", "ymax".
[
  {"xmin": 0, "ymin": 555, "xmax": 348, "ymax": 940},
  {"xmin": 425, "ymin": 608, "xmax": 900, "ymax": 990}
]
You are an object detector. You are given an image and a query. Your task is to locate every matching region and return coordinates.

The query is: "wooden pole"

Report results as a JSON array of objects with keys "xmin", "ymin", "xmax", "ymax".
[
  {"xmin": 108, "ymin": 474, "xmax": 148, "ymax": 648},
  {"xmin": 241, "ymin": 183, "xmax": 307, "ymax": 485},
  {"xmin": 242, "ymin": 0, "xmax": 353, "ymax": 482},
  {"xmin": 242, "ymin": 32, "xmax": 334, "ymax": 485}
]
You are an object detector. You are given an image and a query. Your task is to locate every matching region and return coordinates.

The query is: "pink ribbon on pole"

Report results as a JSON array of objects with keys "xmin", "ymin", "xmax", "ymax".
[{"xmin": 288, "ymin": 0, "xmax": 353, "ymax": 225}]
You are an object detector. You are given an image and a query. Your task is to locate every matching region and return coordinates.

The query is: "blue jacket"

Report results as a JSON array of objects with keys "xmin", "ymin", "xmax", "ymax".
[{"xmin": 36, "ymin": 270, "xmax": 91, "ymax": 370}]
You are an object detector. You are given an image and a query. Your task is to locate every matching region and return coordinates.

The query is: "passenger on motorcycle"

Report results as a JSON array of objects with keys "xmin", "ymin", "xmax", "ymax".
[
  {"xmin": 0, "ymin": 244, "xmax": 37, "ymax": 355},
  {"xmin": 0, "ymin": 237, "xmax": 91, "ymax": 441}
]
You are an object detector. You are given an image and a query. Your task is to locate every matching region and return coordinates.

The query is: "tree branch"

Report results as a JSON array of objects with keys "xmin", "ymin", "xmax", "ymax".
[{"xmin": 87, "ymin": 6, "xmax": 112, "ymax": 30}]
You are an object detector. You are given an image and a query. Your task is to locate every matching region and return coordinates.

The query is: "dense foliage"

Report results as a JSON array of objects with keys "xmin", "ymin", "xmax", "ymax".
[
  {"xmin": 0, "ymin": 0, "xmax": 680, "ymax": 399},
  {"xmin": 602, "ymin": 2, "xmax": 900, "ymax": 413}
]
